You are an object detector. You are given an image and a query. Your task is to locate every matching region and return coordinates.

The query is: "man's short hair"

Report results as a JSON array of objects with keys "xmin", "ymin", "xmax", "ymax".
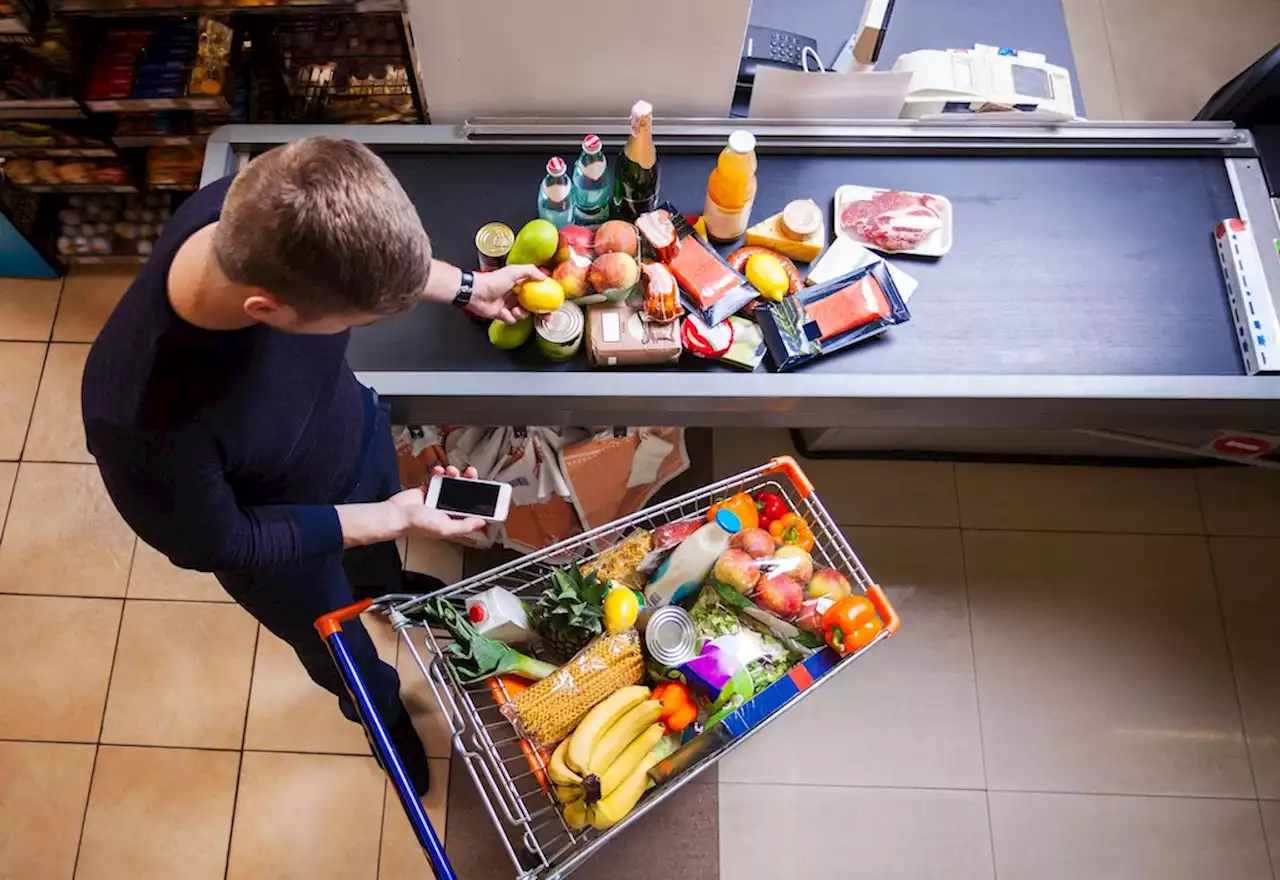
[{"xmin": 213, "ymin": 136, "xmax": 431, "ymax": 316}]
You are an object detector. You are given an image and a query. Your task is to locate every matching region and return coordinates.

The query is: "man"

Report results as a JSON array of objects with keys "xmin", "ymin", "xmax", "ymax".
[{"xmin": 82, "ymin": 136, "xmax": 541, "ymax": 796}]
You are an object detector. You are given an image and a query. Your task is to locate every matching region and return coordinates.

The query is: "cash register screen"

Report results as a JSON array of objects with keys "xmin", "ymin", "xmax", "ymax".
[{"xmin": 1011, "ymin": 63, "xmax": 1053, "ymax": 99}]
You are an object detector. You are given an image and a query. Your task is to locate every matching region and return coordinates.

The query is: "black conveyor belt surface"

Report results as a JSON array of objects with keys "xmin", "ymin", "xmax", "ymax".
[{"xmin": 347, "ymin": 149, "xmax": 1242, "ymax": 377}]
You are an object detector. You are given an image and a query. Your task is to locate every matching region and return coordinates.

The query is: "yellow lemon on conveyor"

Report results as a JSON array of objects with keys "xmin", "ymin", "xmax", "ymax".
[
  {"xmin": 745, "ymin": 253, "xmax": 790, "ymax": 302},
  {"xmin": 517, "ymin": 278, "xmax": 566, "ymax": 314}
]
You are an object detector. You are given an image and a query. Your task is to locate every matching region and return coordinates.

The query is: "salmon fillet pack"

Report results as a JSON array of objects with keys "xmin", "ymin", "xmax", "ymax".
[
  {"xmin": 756, "ymin": 262, "xmax": 910, "ymax": 371},
  {"xmin": 657, "ymin": 205, "xmax": 761, "ymax": 326}
]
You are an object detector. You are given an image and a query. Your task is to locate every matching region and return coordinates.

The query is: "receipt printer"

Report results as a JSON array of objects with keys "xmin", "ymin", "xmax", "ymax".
[{"xmin": 892, "ymin": 44, "xmax": 1078, "ymax": 120}]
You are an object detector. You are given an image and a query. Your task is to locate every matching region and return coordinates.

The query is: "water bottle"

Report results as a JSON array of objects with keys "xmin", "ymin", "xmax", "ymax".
[
  {"xmin": 537, "ymin": 156, "xmax": 573, "ymax": 228},
  {"xmin": 571, "ymin": 134, "xmax": 610, "ymax": 225}
]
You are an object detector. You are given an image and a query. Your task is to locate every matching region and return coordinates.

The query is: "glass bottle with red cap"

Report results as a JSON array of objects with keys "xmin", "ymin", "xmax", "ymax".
[
  {"xmin": 571, "ymin": 134, "xmax": 610, "ymax": 225},
  {"xmin": 537, "ymin": 156, "xmax": 573, "ymax": 227}
]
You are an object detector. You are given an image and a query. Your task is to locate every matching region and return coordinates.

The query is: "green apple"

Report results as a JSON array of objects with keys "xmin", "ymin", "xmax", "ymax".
[{"xmin": 489, "ymin": 315, "xmax": 534, "ymax": 350}]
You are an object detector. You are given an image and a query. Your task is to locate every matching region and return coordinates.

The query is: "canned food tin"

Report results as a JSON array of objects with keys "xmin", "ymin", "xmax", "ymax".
[
  {"xmin": 475, "ymin": 222, "xmax": 514, "ymax": 271},
  {"xmin": 535, "ymin": 303, "xmax": 584, "ymax": 362},
  {"xmin": 640, "ymin": 606, "xmax": 698, "ymax": 668}
]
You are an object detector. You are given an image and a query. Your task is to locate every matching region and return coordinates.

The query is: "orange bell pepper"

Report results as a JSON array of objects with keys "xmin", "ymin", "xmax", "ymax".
[
  {"xmin": 768, "ymin": 512, "xmax": 814, "ymax": 551},
  {"xmin": 821, "ymin": 595, "xmax": 883, "ymax": 656},
  {"xmin": 652, "ymin": 681, "xmax": 698, "ymax": 733},
  {"xmin": 708, "ymin": 492, "xmax": 759, "ymax": 531}
]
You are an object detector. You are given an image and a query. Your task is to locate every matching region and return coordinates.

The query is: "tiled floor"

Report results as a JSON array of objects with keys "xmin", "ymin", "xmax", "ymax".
[{"xmin": 4, "ymin": 9, "xmax": 1280, "ymax": 874}]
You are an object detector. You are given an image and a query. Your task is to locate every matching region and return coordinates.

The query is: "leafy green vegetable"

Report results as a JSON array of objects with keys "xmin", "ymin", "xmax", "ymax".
[
  {"xmin": 688, "ymin": 584, "xmax": 802, "ymax": 693},
  {"xmin": 416, "ymin": 598, "xmax": 556, "ymax": 684}
]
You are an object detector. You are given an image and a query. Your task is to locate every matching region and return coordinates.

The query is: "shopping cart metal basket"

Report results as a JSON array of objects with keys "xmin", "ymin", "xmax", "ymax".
[{"xmin": 316, "ymin": 455, "xmax": 900, "ymax": 880}]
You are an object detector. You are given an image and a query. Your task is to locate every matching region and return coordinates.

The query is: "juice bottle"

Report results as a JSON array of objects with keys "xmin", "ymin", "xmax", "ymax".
[
  {"xmin": 702, "ymin": 130, "xmax": 758, "ymax": 243},
  {"xmin": 537, "ymin": 156, "xmax": 573, "ymax": 227},
  {"xmin": 571, "ymin": 134, "xmax": 610, "ymax": 225}
]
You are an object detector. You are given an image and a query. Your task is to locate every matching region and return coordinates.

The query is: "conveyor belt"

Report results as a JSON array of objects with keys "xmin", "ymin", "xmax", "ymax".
[{"xmin": 346, "ymin": 149, "xmax": 1242, "ymax": 377}]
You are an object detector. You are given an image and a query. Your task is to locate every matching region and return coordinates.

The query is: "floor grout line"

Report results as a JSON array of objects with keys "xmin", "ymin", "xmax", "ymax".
[
  {"xmin": 12, "ymin": 340, "xmax": 53, "ymax": 471},
  {"xmin": 716, "ymin": 779, "xmax": 1268, "ymax": 802},
  {"xmin": 222, "ymin": 749, "xmax": 246, "ymax": 880}
]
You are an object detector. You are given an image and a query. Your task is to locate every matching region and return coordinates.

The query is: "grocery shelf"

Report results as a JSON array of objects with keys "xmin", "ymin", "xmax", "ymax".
[
  {"xmin": 64, "ymin": 252, "xmax": 147, "ymax": 266},
  {"xmin": 0, "ymin": 145, "xmax": 116, "ymax": 157},
  {"xmin": 84, "ymin": 95, "xmax": 229, "ymax": 113},
  {"xmin": 0, "ymin": 16, "xmax": 32, "ymax": 36},
  {"xmin": 111, "ymin": 133, "xmax": 208, "ymax": 148},
  {"xmin": 147, "ymin": 181, "xmax": 197, "ymax": 191},
  {"xmin": 0, "ymin": 99, "xmax": 86, "ymax": 120},
  {"xmin": 16, "ymin": 182, "xmax": 138, "ymax": 193},
  {"xmin": 53, "ymin": 0, "xmax": 401, "ymax": 15}
]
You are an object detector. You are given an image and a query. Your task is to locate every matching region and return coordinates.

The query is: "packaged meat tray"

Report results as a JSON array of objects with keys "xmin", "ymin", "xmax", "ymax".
[{"xmin": 834, "ymin": 185, "xmax": 953, "ymax": 257}]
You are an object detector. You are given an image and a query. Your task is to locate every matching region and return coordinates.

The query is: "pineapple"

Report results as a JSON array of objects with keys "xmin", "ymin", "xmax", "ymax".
[{"xmin": 530, "ymin": 564, "xmax": 608, "ymax": 662}]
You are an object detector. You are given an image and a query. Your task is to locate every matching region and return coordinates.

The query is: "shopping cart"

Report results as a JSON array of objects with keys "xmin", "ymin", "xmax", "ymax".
[{"xmin": 316, "ymin": 455, "xmax": 899, "ymax": 880}]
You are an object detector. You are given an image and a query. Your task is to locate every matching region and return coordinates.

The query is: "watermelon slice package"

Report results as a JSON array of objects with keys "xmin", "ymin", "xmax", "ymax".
[{"xmin": 755, "ymin": 262, "xmax": 910, "ymax": 371}]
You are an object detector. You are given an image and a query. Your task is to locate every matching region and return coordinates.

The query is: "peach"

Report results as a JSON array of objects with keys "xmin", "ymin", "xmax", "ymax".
[
  {"xmin": 594, "ymin": 220, "xmax": 639, "ymax": 256},
  {"xmin": 714, "ymin": 549, "xmax": 760, "ymax": 593},
  {"xmin": 731, "ymin": 528, "xmax": 777, "ymax": 559},
  {"xmin": 552, "ymin": 256, "xmax": 590, "ymax": 298},
  {"xmin": 770, "ymin": 545, "xmax": 814, "ymax": 584},
  {"xmin": 754, "ymin": 573, "xmax": 803, "ymax": 618},
  {"xmin": 588, "ymin": 252, "xmax": 640, "ymax": 297},
  {"xmin": 555, "ymin": 225, "xmax": 594, "ymax": 263},
  {"xmin": 806, "ymin": 569, "xmax": 852, "ymax": 602}
]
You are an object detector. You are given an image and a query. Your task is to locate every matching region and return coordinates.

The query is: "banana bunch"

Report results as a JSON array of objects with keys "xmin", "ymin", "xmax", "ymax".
[{"xmin": 549, "ymin": 685, "xmax": 673, "ymax": 831}]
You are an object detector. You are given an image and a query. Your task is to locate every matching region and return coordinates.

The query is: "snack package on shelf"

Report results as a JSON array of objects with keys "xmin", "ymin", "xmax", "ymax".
[
  {"xmin": 501, "ymin": 630, "xmax": 644, "ymax": 749},
  {"xmin": 146, "ymin": 145, "xmax": 204, "ymax": 189},
  {"xmin": 54, "ymin": 192, "xmax": 173, "ymax": 259},
  {"xmin": 757, "ymin": 262, "xmax": 910, "ymax": 371}
]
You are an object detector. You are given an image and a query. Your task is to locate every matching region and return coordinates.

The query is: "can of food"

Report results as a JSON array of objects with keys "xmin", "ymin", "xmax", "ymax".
[
  {"xmin": 639, "ymin": 606, "xmax": 698, "ymax": 668},
  {"xmin": 475, "ymin": 222, "xmax": 514, "ymax": 270},
  {"xmin": 535, "ymin": 303, "xmax": 584, "ymax": 362}
]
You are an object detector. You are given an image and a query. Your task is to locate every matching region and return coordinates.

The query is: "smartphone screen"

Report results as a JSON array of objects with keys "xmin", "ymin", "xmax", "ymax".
[{"xmin": 435, "ymin": 477, "xmax": 503, "ymax": 517}]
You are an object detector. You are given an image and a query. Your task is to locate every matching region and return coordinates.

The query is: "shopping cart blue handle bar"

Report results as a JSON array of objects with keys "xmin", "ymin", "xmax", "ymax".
[{"xmin": 319, "ymin": 610, "xmax": 456, "ymax": 880}]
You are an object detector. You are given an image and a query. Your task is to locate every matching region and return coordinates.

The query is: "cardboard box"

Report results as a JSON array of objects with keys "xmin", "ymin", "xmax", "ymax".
[
  {"xmin": 586, "ymin": 299, "xmax": 681, "ymax": 366},
  {"xmin": 1215, "ymin": 218, "xmax": 1280, "ymax": 375}
]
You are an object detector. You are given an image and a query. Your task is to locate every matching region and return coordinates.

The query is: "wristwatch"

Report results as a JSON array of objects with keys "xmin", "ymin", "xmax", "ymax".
[{"xmin": 452, "ymin": 270, "xmax": 475, "ymax": 308}]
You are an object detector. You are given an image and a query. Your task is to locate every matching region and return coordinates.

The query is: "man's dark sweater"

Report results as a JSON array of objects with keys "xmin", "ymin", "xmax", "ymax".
[{"xmin": 83, "ymin": 176, "xmax": 365, "ymax": 572}]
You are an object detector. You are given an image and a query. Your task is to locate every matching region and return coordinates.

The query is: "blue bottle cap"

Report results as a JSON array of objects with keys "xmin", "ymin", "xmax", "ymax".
[{"xmin": 714, "ymin": 509, "xmax": 742, "ymax": 534}]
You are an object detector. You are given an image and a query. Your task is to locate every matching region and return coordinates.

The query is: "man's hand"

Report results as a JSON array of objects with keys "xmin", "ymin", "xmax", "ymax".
[
  {"xmin": 387, "ymin": 464, "xmax": 487, "ymax": 538},
  {"xmin": 471, "ymin": 264, "xmax": 546, "ymax": 324}
]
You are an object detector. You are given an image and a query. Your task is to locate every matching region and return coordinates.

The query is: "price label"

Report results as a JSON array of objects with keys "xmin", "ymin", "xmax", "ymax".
[{"xmin": 1206, "ymin": 432, "xmax": 1279, "ymax": 458}]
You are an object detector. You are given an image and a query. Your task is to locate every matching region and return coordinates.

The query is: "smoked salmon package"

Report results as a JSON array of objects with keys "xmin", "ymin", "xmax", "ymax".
[
  {"xmin": 656, "ymin": 204, "xmax": 760, "ymax": 326},
  {"xmin": 756, "ymin": 262, "xmax": 910, "ymax": 371}
]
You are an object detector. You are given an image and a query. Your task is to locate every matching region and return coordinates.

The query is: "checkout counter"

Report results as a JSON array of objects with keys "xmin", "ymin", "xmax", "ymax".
[{"xmin": 198, "ymin": 1, "xmax": 1280, "ymax": 463}]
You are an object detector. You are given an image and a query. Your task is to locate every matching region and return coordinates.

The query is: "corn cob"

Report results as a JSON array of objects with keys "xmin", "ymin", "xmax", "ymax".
[{"xmin": 502, "ymin": 630, "xmax": 644, "ymax": 747}]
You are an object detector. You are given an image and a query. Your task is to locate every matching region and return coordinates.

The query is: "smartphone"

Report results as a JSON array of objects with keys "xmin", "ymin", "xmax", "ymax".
[{"xmin": 424, "ymin": 475, "xmax": 512, "ymax": 522}]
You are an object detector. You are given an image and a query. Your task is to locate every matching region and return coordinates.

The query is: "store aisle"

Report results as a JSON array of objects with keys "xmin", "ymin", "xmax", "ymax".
[{"xmin": 2, "ymin": 261, "xmax": 1278, "ymax": 880}]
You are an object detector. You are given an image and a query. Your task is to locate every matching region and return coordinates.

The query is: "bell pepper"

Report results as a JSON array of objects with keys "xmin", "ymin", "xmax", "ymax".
[
  {"xmin": 754, "ymin": 491, "xmax": 788, "ymax": 529},
  {"xmin": 652, "ymin": 681, "xmax": 698, "ymax": 733},
  {"xmin": 821, "ymin": 595, "xmax": 883, "ymax": 656},
  {"xmin": 708, "ymin": 491, "xmax": 760, "ymax": 531},
  {"xmin": 768, "ymin": 512, "xmax": 814, "ymax": 551}
]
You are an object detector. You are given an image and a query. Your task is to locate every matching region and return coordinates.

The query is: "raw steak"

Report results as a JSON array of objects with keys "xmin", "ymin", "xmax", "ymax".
[{"xmin": 839, "ymin": 190, "xmax": 944, "ymax": 252}]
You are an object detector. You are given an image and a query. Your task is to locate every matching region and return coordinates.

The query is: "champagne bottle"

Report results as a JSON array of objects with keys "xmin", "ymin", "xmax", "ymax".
[{"xmin": 612, "ymin": 100, "xmax": 659, "ymax": 221}]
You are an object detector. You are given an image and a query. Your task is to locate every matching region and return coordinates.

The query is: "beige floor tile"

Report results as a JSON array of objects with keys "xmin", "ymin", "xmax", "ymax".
[
  {"xmin": 966, "ymin": 531, "xmax": 1253, "ymax": 797},
  {"xmin": 0, "ymin": 341, "xmax": 45, "ymax": 460},
  {"xmin": 52, "ymin": 270, "xmax": 133, "ymax": 342},
  {"xmin": 405, "ymin": 534, "xmax": 464, "ymax": 582},
  {"xmin": 989, "ymin": 791, "xmax": 1272, "ymax": 880},
  {"xmin": 1103, "ymin": 0, "xmax": 1280, "ymax": 120},
  {"xmin": 1262, "ymin": 801, "xmax": 1279, "ymax": 876},
  {"xmin": 721, "ymin": 527, "xmax": 984, "ymax": 789},
  {"xmin": 1211, "ymin": 537, "xmax": 1280, "ymax": 799},
  {"xmin": 226, "ymin": 751, "xmax": 384, "ymax": 880},
  {"xmin": 76, "ymin": 746, "xmax": 240, "ymax": 880},
  {"xmin": 244, "ymin": 614, "xmax": 396, "ymax": 754},
  {"xmin": 1063, "ymin": 0, "xmax": 1123, "ymax": 119},
  {"xmin": 956, "ymin": 463, "xmax": 1203, "ymax": 533},
  {"xmin": 378, "ymin": 759, "xmax": 449, "ymax": 880},
  {"xmin": 0, "ymin": 741, "xmax": 96, "ymax": 879},
  {"xmin": 127, "ymin": 540, "xmax": 229, "ymax": 602},
  {"xmin": 0, "ymin": 460, "xmax": 15, "ymax": 533},
  {"xmin": 397, "ymin": 626, "xmax": 455, "ymax": 761},
  {"xmin": 714, "ymin": 428, "xmax": 959, "ymax": 527},
  {"xmin": 102, "ymin": 600, "xmax": 257, "ymax": 749},
  {"xmin": 1196, "ymin": 468, "xmax": 1280, "ymax": 537},
  {"xmin": 719, "ymin": 784, "xmax": 994, "ymax": 879},
  {"xmin": 0, "ymin": 594, "xmax": 121, "ymax": 741},
  {"xmin": 24, "ymin": 343, "xmax": 92, "ymax": 463},
  {"xmin": 0, "ymin": 462, "xmax": 135, "ymax": 597},
  {"xmin": 0, "ymin": 277, "xmax": 60, "ymax": 341}
]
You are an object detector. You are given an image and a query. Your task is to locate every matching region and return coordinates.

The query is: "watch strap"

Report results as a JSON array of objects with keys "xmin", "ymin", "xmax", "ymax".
[{"xmin": 452, "ymin": 270, "xmax": 475, "ymax": 308}]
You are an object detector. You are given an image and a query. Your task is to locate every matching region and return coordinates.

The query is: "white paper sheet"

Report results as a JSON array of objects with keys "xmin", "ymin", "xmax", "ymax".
[{"xmin": 748, "ymin": 69, "xmax": 911, "ymax": 120}]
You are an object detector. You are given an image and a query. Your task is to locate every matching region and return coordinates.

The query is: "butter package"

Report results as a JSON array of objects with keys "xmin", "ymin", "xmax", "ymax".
[
  {"xmin": 757, "ymin": 262, "xmax": 910, "ymax": 371},
  {"xmin": 587, "ymin": 299, "xmax": 682, "ymax": 366}
]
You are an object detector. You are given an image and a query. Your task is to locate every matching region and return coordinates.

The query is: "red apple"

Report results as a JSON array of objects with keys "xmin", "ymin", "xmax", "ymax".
[
  {"xmin": 754, "ymin": 573, "xmax": 803, "ymax": 618},
  {"xmin": 552, "ymin": 257, "xmax": 590, "ymax": 298},
  {"xmin": 731, "ymin": 528, "xmax": 777, "ymax": 559},
  {"xmin": 594, "ymin": 220, "xmax": 639, "ymax": 256},
  {"xmin": 769, "ymin": 545, "xmax": 814, "ymax": 584},
  {"xmin": 588, "ymin": 252, "xmax": 640, "ymax": 297},
  {"xmin": 806, "ymin": 569, "xmax": 852, "ymax": 602},
  {"xmin": 555, "ymin": 225, "xmax": 594, "ymax": 263},
  {"xmin": 714, "ymin": 549, "xmax": 760, "ymax": 593}
]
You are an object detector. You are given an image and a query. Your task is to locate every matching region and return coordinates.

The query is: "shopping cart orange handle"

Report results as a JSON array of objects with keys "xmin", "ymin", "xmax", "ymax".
[
  {"xmin": 765, "ymin": 455, "xmax": 815, "ymax": 498},
  {"xmin": 865, "ymin": 584, "xmax": 901, "ymax": 635},
  {"xmin": 315, "ymin": 598, "xmax": 374, "ymax": 638}
]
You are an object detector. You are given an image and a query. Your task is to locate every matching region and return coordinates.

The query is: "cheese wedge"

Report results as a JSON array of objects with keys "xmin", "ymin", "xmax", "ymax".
[{"xmin": 745, "ymin": 203, "xmax": 826, "ymax": 262}]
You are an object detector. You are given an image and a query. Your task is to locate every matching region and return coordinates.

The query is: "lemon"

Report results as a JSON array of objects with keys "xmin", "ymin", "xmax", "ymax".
[
  {"xmin": 745, "ymin": 253, "xmax": 790, "ymax": 302},
  {"xmin": 516, "ymin": 278, "xmax": 566, "ymax": 314},
  {"xmin": 603, "ymin": 586, "xmax": 640, "ymax": 634}
]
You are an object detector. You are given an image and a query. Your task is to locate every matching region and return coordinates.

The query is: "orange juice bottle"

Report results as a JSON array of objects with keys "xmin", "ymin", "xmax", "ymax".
[{"xmin": 703, "ymin": 130, "xmax": 758, "ymax": 242}]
